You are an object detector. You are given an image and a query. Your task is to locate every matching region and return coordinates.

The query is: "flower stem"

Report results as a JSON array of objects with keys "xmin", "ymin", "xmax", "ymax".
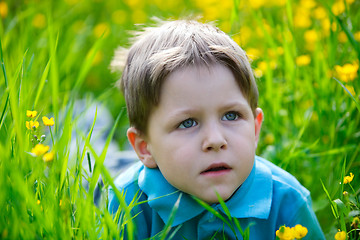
[{"xmin": 49, "ymin": 126, "xmax": 55, "ymax": 146}]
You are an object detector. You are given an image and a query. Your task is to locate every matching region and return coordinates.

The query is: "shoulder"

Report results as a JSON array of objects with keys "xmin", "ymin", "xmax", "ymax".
[
  {"xmin": 108, "ymin": 161, "xmax": 144, "ymax": 212},
  {"xmin": 256, "ymin": 156, "xmax": 310, "ymax": 200},
  {"xmin": 113, "ymin": 161, "xmax": 144, "ymax": 189}
]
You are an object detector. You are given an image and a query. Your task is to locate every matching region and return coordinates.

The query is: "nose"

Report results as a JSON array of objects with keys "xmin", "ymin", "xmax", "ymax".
[{"xmin": 201, "ymin": 122, "xmax": 227, "ymax": 152}]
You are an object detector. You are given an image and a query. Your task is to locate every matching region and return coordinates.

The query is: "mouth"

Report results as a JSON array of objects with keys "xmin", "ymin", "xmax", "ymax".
[{"xmin": 201, "ymin": 163, "xmax": 232, "ymax": 175}]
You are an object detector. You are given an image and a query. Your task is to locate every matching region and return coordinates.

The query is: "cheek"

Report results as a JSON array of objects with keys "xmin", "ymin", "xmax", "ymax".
[{"xmin": 153, "ymin": 139, "xmax": 195, "ymax": 169}]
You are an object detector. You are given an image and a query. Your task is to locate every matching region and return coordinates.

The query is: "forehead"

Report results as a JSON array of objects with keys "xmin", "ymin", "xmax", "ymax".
[{"xmin": 156, "ymin": 64, "xmax": 248, "ymax": 109}]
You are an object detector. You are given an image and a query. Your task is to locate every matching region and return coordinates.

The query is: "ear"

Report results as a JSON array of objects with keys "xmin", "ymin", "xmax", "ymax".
[
  {"xmin": 127, "ymin": 127, "xmax": 158, "ymax": 168},
  {"xmin": 254, "ymin": 108, "xmax": 264, "ymax": 148}
]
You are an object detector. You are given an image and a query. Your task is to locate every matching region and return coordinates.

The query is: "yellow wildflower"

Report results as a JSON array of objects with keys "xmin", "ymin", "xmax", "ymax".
[
  {"xmin": 296, "ymin": 55, "xmax": 311, "ymax": 66},
  {"xmin": 246, "ymin": 48, "xmax": 261, "ymax": 61},
  {"xmin": 264, "ymin": 133, "xmax": 275, "ymax": 145},
  {"xmin": 343, "ymin": 191, "xmax": 348, "ymax": 196},
  {"xmin": 31, "ymin": 144, "xmax": 50, "ymax": 156},
  {"xmin": 254, "ymin": 68, "xmax": 263, "ymax": 78},
  {"xmin": 332, "ymin": 1, "xmax": 345, "ymax": 16},
  {"xmin": 294, "ymin": 12, "xmax": 311, "ymax": 28},
  {"xmin": 42, "ymin": 116, "xmax": 55, "ymax": 126},
  {"xmin": 234, "ymin": 26, "xmax": 252, "ymax": 46},
  {"xmin": 37, "ymin": 199, "xmax": 41, "ymax": 205},
  {"xmin": 26, "ymin": 110, "xmax": 38, "ymax": 118},
  {"xmin": 334, "ymin": 231, "xmax": 347, "ymax": 240},
  {"xmin": 93, "ymin": 22, "xmax": 110, "ymax": 38},
  {"xmin": 301, "ymin": 0, "xmax": 317, "ymax": 9},
  {"xmin": 293, "ymin": 6, "xmax": 312, "ymax": 28},
  {"xmin": 124, "ymin": 0, "xmax": 144, "ymax": 9},
  {"xmin": 314, "ymin": 6, "xmax": 327, "ymax": 19},
  {"xmin": 0, "ymin": 1, "xmax": 8, "ymax": 18},
  {"xmin": 270, "ymin": 0, "xmax": 286, "ymax": 7},
  {"xmin": 354, "ymin": 31, "xmax": 360, "ymax": 41},
  {"xmin": 276, "ymin": 226, "xmax": 294, "ymax": 240},
  {"xmin": 343, "ymin": 172, "xmax": 354, "ymax": 184},
  {"xmin": 32, "ymin": 13, "xmax": 46, "ymax": 29},
  {"xmin": 248, "ymin": 0, "xmax": 265, "ymax": 9},
  {"xmin": 338, "ymin": 32, "xmax": 348, "ymax": 43},
  {"xmin": 292, "ymin": 224, "xmax": 308, "ymax": 239},
  {"xmin": 352, "ymin": 217, "xmax": 359, "ymax": 229},
  {"xmin": 304, "ymin": 29, "xmax": 318, "ymax": 43},
  {"xmin": 26, "ymin": 121, "xmax": 39, "ymax": 130},
  {"xmin": 43, "ymin": 151, "xmax": 54, "ymax": 162},
  {"xmin": 345, "ymin": 85, "xmax": 356, "ymax": 96},
  {"xmin": 92, "ymin": 51, "xmax": 103, "ymax": 66},
  {"xmin": 334, "ymin": 63, "xmax": 359, "ymax": 82}
]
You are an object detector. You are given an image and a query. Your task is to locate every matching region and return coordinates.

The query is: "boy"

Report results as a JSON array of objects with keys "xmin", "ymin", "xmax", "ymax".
[{"xmin": 109, "ymin": 19, "xmax": 325, "ymax": 239}]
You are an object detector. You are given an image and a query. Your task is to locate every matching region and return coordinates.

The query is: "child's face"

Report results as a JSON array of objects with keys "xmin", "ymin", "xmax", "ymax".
[{"xmin": 128, "ymin": 64, "xmax": 263, "ymax": 204}]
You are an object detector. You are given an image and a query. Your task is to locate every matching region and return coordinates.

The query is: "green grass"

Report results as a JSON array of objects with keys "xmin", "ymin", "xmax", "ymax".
[{"xmin": 0, "ymin": 0, "xmax": 359, "ymax": 239}]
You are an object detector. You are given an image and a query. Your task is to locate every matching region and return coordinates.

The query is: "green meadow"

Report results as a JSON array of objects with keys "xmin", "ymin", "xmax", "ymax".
[{"xmin": 0, "ymin": 0, "xmax": 359, "ymax": 239}]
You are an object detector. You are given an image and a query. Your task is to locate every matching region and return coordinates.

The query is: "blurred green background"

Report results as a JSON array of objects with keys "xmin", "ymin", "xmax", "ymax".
[{"xmin": 0, "ymin": 0, "xmax": 359, "ymax": 239}]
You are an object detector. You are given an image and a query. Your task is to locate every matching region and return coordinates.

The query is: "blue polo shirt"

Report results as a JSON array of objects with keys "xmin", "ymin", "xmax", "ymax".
[{"xmin": 108, "ymin": 156, "xmax": 325, "ymax": 239}]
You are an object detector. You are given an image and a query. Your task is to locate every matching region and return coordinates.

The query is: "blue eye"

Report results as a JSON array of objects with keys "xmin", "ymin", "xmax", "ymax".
[
  {"xmin": 222, "ymin": 112, "xmax": 239, "ymax": 121},
  {"xmin": 178, "ymin": 118, "xmax": 197, "ymax": 129}
]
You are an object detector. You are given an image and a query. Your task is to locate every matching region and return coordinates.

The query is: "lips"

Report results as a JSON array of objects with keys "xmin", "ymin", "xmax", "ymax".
[{"xmin": 201, "ymin": 163, "xmax": 232, "ymax": 174}]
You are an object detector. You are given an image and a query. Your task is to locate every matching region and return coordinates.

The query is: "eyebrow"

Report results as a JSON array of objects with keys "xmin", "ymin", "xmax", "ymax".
[
  {"xmin": 221, "ymin": 101, "xmax": 250, "ymax": 110},
  {"xmin": 166, "ymin": 100, "xmax": 251, "ymax": 121}
]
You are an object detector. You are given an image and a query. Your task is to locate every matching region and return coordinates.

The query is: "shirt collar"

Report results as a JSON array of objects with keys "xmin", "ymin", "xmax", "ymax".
[{"xmin": 138, "ymin": 157, "xmax": 273, "ymax": 227}]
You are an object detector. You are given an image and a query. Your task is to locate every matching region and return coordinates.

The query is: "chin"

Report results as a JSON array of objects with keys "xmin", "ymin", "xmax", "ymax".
[{"xmin": 200, "ymin": 192, "xmax": 233, "ymax": 204}]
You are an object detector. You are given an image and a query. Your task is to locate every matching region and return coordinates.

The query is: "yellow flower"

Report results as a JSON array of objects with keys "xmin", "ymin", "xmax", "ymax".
[
  {"xmin": 0, "ymin": 1, "xmax": 8, "ymax": 18},
  {"xmin": 332, "ymin": 1, "xmax": 345, "ymax": 16},
  {"xmin": 92, "ymin": 51, "xmax": 103, "ymax": 66},
  {"xmin": 343, "ymin": 172, "xmax": 354, "ymax": 184},
  {"xmin": 93, "ymin": 22, "xmax": 110, "ymax": 38},
  {"xmin": 246, "ymin": 48, "xmax": 261, "ymax": 61},
  {"xmin": 264, "ymin": 133, "xmax": 275, "ymax": 145},
  {"xmin": 294, "ymin": 12, "xmax": 311, "ymax": 28},
  {"xmin": 352, "ymin": 217, "xmax": 359, "ymax": 229},
  {"xmin": 31, "ymin": 144, "xmax": 50, "ymax": 156},
  {"xmin": 304, "ymin": 29, "xmax": 318, "ymax": 43},
  {"xmin": 354, "ymin": 31, "xmax": 360, "ymax": 41},
  {"xmin": 276, "ymin": 226, "xmax": 294, "ymax": 240},
  {"xmin": 296, "ymin": 55, "xmax": 311, "ymax": 66},
  {"xmin": 338, "ymin": 32, "xmax": 348, "ymax": 43},
  {"xmin": 26, "ymin": 110, "xmax": 38, "ymax": 118},
  {"xmin": 254, "ymin": 68, "xmax": 263, "ymax": 78},
  {"xmin": 334, "ymin": 231, "xmax": 347, "ymax": 240},
  {"xmin": 249, "ymin": 0, "xmax": 265, "ymax": 9},
  {"xmin": 43, "ymin": 151, "xmax": 54, "ymax": 162},
  {"xmin": 300, "ymin": 0, "xmax": 317, "ymax": 9},
  {"xmin": 42, "ymin": 116, "xmax": 55, "ymax": 126},
  {"xmin": 32, "ymin": 13, "xmax": 46, "ymax": 29},
  {"xmin": 345, "ymin": 85, "xmax": 356, "ymax": 96},
  {"xmin": 292, "ymin": 224, "xmax": 308, "ymax": 239},
  {"xmin": 334, "ymin": 63, "xmax": 359, "ymax": 82},
  {"xmin": 313, "ymin": 6, "xmax": 327, "ymax": 19},
  {"xmin": 26, "ymin": 121, "xmax": 39, "ymax": 130}
]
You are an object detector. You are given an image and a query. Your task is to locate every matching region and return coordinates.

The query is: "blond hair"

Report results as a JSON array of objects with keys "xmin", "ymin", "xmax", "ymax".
[{"xmin": 112, "ymin": 19, "xmax": 258, "ymax": 134}]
